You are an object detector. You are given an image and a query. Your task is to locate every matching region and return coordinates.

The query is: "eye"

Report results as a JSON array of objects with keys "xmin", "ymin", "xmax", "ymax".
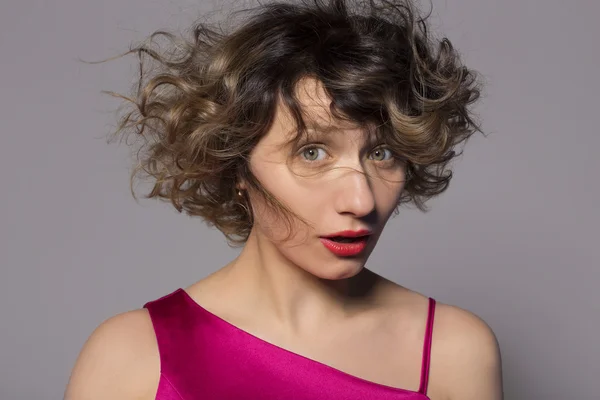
[
  {"xmin": 369, "ymin": 147, "xmax": 394, "ymax": 161},
  {"xmin": 301, "ymin": 146, "xmax": 327, "ymax": 162}
]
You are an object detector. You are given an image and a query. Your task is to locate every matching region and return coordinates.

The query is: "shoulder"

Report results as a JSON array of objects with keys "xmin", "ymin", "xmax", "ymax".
[
  {"xmin": 431, "ymin": 302, "xmax": 504, "ymax": 400},
  {"xmin": 379, "ymin": 282, "xmax": 501, "ymax": 372},
  {"xmin": 376, "ymin": 280, "xmax": 503, "ymax": 400},
  {"xmin": 64, "ymin": 308, "xmax": 160, "ymax": 400}
]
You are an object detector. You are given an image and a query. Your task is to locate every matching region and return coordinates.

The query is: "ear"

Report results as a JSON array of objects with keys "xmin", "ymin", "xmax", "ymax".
[
  {"xmin": 236, "ymin": 164, "xmax": 250, "ymax": 191},
  {"xmin": 236, "ymin": 179, "xmax": 248, "ymax": 191},
  {"xmin": 235, "ymin": 166, "xmax": 250, "ymax": 191}
]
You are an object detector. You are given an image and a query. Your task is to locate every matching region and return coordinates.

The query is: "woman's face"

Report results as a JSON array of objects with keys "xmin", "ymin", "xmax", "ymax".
[{"xmin": 246, "ymin": 78, "xmax": 407, "ymax": 280}]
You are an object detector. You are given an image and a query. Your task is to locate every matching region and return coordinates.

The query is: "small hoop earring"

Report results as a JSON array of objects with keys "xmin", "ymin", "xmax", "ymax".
[{"xmin": 235, "ymin": 189, "xmax": 252, "ymax": 223}]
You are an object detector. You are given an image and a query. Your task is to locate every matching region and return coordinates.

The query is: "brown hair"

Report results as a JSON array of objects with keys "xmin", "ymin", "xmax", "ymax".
[{"xmin": 103, "ymin": 0, "xmax": 484, "ymax": 245}]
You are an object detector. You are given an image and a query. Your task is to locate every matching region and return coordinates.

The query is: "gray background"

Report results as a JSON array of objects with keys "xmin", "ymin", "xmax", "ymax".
[{"xmin": 1, "ymin": 0, "xmax": 598, "ymax": 399}]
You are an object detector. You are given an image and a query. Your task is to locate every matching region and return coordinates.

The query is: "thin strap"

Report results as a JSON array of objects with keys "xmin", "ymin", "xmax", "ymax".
[{"xmin": 418, "ymin": 297, "xmax": 436, "ymax": 395}]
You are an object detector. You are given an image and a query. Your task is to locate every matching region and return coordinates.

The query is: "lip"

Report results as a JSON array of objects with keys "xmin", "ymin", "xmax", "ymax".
[
  {"xmin": 319, "ymin": 229, "xmax": 372, "ymax": 257},
  {"xmin": 319, "ymin": 237, "xmax": 369, "ymax": 257},
  {"xmin": 321, "ymin": 229, "xmax": 372, "ymax": 238}
]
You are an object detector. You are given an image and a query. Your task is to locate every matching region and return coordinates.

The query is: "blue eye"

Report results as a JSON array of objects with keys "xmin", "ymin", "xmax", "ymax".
[
  {"xmin": 301, "ymin": 147, "xmax": 327, "ymax": 161},
  {"xmin": 369, "ymin": 147, "xmax": 393, "ymax": 161}
]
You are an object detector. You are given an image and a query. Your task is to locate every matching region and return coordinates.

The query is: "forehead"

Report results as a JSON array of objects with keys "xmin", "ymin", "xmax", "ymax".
[{"xmin": 277, "ymin": 77, "xmax": 365, "ymax": 135}]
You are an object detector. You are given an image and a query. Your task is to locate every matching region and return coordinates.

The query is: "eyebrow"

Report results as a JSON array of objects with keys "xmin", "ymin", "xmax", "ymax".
[
  {"xmin": 305, "ymin": 120, "xmax": 369, "ymax": 133},
  {"xmin": 305, "ymin": 123, "xmax": 343, "ymax": 133},
  {"xmin": 306, "ymin": 121, "xmax": 379, "ymax": 137}
]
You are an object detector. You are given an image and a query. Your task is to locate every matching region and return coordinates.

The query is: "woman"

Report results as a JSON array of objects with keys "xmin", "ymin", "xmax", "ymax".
[{"xmin": 65, "ymin": 0, "xmax": 503, "ymax": 399}]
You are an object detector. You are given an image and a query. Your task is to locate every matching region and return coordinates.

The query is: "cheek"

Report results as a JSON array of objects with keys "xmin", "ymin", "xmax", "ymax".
[
  {"xmin": 248, "ymin": 166, "xmax": 317, "ymax": 241},
  {"xmin": 372, "ymin": 174, "xmax": 406, "ymax": 213}
]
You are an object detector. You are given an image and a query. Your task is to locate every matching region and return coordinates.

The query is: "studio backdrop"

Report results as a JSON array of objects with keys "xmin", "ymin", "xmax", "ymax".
[{"xmin": 0, "ymin": 0, "xmax": 598, "ymax": 399}]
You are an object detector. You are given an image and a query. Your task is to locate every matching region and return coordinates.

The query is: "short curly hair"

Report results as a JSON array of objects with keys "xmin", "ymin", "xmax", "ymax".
[{"xmin": 105, "ymin": 0, "xmax": 483, "ymax": 245}]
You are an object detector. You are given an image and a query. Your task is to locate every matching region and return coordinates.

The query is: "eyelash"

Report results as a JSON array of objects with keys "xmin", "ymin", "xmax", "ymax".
[{"xmin": 297, "ymin": 144, "xmax": 398, "ymax": 163}]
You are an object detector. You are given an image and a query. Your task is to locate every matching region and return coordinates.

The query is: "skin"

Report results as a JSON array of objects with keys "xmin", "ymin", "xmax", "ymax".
[{"xmin": 64, "ymin": 78, "xmax": 503, "ymax": 400}]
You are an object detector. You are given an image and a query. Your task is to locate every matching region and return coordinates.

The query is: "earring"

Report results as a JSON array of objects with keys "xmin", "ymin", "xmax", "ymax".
[{"xmin": 235, "ymin": 189, "xmax": 251, "ymax": 218}]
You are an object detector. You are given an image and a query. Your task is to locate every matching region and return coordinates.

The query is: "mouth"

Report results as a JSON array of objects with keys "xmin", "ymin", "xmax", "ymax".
[
  {"xmin": 325, "ymin": 236, "xmax": 366, "ymax": 243},
  {"xmin": 319, "ymin": 231, "xmax": 372, "ymax": 257},
  {"xmin": 321, "ymin": 229, "xmax": 372, "ymax": 239}
]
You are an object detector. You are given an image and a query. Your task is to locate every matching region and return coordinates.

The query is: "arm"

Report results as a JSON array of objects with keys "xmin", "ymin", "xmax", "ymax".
[
  {"xmin": 64, "ymin": 309, "xmax": 160, "ymax": 400},
  {"xmin": 436, "ymin": 304, "xmax": 504, "ymax": 400}
]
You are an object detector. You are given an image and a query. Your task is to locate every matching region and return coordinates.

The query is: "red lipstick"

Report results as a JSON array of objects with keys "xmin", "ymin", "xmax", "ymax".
[{"xmin": 319, "ymin": 230, "xmax": 371, "ymax": 257}]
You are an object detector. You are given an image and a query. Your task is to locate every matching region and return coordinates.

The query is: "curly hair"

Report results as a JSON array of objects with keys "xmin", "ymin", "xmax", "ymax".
[{"xmin": 104, "ymin": 0, "xmax": 483, "ymax": 245}]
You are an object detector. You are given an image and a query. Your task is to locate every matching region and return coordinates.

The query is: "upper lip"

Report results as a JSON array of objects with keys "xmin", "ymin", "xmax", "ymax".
[{"xmin": 322, "ymin": 229, "xmax": 372, "ymax": 238}]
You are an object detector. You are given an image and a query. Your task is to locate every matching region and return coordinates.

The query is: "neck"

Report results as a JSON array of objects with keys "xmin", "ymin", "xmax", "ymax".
[{"xmin": 221, "ymin": 229, "xmax": 380, "ymax": 334}]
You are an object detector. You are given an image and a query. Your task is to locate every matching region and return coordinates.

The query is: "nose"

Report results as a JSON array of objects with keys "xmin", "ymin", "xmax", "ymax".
[{"xmin": 333, "ymin": 169, "xmax": 376, "ymax": 218}]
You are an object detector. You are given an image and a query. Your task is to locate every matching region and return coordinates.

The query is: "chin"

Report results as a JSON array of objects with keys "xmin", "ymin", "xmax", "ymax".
[{"xmin": 312, "ymin": 260, "xmax": 365, "ymax": 281}]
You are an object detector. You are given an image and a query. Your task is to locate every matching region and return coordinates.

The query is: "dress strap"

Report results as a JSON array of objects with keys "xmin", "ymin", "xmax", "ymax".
[
  {"xmin": 418, "ymin": 297, "xmax": 436, "ymax": 395},
  {"xmin": 143, "ymin": 289, "xmax": 191, "ymax": 371}
]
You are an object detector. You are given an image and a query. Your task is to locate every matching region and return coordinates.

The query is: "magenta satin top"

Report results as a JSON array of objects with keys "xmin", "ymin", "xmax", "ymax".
[{"xmin": 144, "ymin": 288, "xmax": 436, "ymax": 400}]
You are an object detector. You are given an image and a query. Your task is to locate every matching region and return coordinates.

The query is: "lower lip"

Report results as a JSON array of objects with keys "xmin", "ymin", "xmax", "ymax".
[{"xmin": 319, "ymin": 237, "xmax": 369, "ymax": 257}]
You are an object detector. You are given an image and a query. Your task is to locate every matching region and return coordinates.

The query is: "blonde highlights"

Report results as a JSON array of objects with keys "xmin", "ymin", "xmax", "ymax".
[{"xmin": 102, "ymin": 0, "xmax": 484, "ymax": 245}]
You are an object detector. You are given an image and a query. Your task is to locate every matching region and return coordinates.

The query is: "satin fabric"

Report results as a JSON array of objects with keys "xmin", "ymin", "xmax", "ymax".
[{"xmin": 144, "ymin": 289, "xmax": 435, "ymax": 400}]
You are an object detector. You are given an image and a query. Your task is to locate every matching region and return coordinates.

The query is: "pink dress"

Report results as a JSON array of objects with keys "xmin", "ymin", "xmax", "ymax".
[{"xmin": 144, "ymin": 288, "xmax": 436, "ymax": 400}]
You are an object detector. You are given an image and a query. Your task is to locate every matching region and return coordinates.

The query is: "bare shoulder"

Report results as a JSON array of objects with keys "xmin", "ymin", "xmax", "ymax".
[
  {"xmin": 374, "ymin": 278, "xmax": 503, "ymax": 400},
  {"xmin": 431, "ymin": 301, "xmax": 504, "ymax": 400},
  {"xmin": 64, "ymin": 308, "xmax": 160, "ymax": 400}
]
